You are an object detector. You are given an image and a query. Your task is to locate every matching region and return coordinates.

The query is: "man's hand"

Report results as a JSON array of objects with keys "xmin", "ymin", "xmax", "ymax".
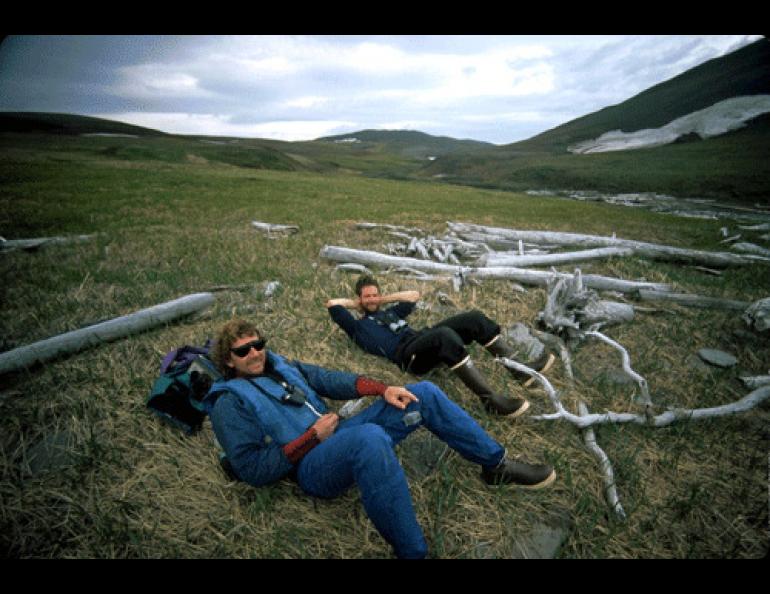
[
  {"xmin": 382, "ymin": 386, "xmax": 419, "ymax": 410},
  {"xmin": 312, "ymin": 413, "xmax": 340, "ymax": 441}
]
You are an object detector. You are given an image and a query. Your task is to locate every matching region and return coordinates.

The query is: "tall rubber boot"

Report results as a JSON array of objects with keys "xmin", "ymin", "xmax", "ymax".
[
  {"xmin": 484, "ymin": 335, "xmax": 556, "ymax": 387},
  {"xmin": 450, "ymin": 356, "xmax": 529, "ymax": 417}
]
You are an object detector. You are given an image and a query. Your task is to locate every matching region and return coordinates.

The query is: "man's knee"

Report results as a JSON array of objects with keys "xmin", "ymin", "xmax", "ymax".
[
  {"xmin": 466, "ymin": 309, "xmax": 500, "ymax": 342},
  {"xmin": 407, "ymin": 381, "xmax": 450, "ymax": 406},
  {"xmin": 346, "ymin": 423, "xmax": 394, "ymax": 455}
]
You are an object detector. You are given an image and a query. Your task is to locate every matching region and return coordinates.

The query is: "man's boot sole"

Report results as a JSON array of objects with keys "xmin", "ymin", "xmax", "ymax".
[
  {"xmin": 522, "ymin": 353, "xmax": 557, "ymax": 388},
  {"xmin": 482, "ymin": 468, "xmax": 557, "ymax": 489},
  {"xmin": 518, "ymin": 469, "xmax": 557, "ymax": 490},
  {"xmin": 486, "ymin": 397, "xmax": 530, "ymax": 418}
]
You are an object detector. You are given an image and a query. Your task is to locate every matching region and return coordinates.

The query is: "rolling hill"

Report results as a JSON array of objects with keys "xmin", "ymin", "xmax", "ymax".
[
  {"xmin": 2, "ymin": 38, "xmax": 769, "ymax": 202},
  {"xmin": 508, "ymin": 37, "xmax": 770, "ymax": 154}
]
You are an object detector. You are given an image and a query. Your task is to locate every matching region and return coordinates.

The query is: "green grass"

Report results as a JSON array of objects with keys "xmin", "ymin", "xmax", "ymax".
[
  {"xmin": 1, "ymin": 133, "xmax": 769, "ymax": 558},
  {"xmin": 420, "ymin": 113, "xmax": 770, "ymax": 202}
]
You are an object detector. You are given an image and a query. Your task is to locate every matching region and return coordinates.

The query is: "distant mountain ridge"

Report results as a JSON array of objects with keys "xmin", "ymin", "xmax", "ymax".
[
  {"xmin": 0, "ymin": 112, "xmax": 167, "ymax": 137},
  {"xmin": 319, "ymin": 129, "xmax": 492, "ymax": 159}
]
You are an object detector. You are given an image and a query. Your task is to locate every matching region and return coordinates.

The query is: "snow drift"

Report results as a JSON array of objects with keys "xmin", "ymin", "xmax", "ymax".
[{"xmin": 568, "ymin": 95, "xmax": 770, "ymax": 154}]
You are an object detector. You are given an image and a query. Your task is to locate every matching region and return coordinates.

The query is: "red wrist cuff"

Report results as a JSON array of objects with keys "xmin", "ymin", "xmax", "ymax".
[
  {"xmin": 282, "ymin": 427, "xmax": 320, "ymax": 464},
  {"xmin": 355, "ymin": 376, "xmax": 388, "ymax": 397}
]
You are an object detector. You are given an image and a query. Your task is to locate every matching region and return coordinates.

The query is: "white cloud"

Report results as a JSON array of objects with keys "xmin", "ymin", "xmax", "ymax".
[
  {"xmin": 109, "ymin": 64, "xmax": 219, "ymax": 100},
  {"xmin": 97, "ymin": 111, "xmax": 356, "ymax": 141},
  {"xmin": 284, "ymin": 96, "xmax": 329, "ymax": 109}
]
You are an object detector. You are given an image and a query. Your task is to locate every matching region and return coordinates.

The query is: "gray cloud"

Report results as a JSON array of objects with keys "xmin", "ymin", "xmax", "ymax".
[{"xmin": 0, "ymin": 35, "xmax": 762, "ymax": 144}]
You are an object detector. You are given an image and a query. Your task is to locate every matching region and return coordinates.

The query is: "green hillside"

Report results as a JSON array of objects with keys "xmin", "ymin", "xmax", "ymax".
[
  {"xmin": 508, "ymin": 37, "xmax": 770, "ymax": 154},
  {"xmin": 0, "ymin": 112, "xmax": 168, "ymax": 137},
  {"xmin": 319, "ymin": 129, "xmax": 492, "ymax": 159},
  {"xmin": 417, "ymin": 112, "xmax": 770, "ymax": 202}
]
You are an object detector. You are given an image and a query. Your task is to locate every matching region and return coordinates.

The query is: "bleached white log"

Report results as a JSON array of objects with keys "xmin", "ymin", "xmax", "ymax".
[
  {"xmin": 731, "ymin": 242, "xmax": 770, "ymax": 258},
  {"xmin": 719, "ymin": 234, "xmax": 742, "ymax": 244},
  {"xmin": 356, "ymin": 222, "xmax": 425, "ymax": 234},
  {"xmin": 0, "ymin": 234, "xmax": 97, "ymax": 252},
  {"xmin": 743, "ymin": 297, "xmax": 770, "ymax": 332},
  {"xmin": 335, "ymin": 263, "xmax": 372, "ymax": 274},
  {"xmin": 585, "ymin": 330, "xmax": 652, "ymax": 408},
  {"xmin": 251, "ymin": 221, "xmax": 299, "ymax": 236},
  {"xmin": 636, "ymin": 290, "xmax": 750, "ymax": 311},
  {"xmin": 580, "ymin": 300, "xmax": 635, "ymax": 327},
  {"xmin": 578, "ymin": 401, "xmax": 627, "ymax": 521},
  {"xmin": 498, "ymin": 357, "xmax": 566, "ymax": 415},
  {"xmin": 531, "ymin": 385, "xmax": 770, "ymax": 429},
  {"xmin": 319, "ymin": 246, "xmax": 672, "ymax": 294},
  {"xmin": 531, "ymin": 329, "xmax": 574, "ymax": 381},
  {"xmin": 447, "ymin": 222, "xmax": 764, "ymax": 267},
  {"xmin": 739, "ymin": 375, "xmax": 770, "ymax": 389},
  {"xmin": 738, "ymin": 223, "xmax": 770, "ymax": 231},
  {"xmin": 476, "ymin": 246, "xmax": 634, "ymax": 268},
  {"xmin": 0, "ymin": 293, "xmax": 216, "ymax": 376}
]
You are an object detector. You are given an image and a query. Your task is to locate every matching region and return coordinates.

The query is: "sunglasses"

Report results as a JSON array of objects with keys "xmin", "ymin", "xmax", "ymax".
[{"xmin": 230, "ymin": 338, "xmax": 267, "ymax": 358}]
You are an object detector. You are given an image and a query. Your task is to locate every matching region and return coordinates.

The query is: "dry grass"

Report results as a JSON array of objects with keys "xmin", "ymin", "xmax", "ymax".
[{"xmin": 1, "ymin": 156, "xmax": 768, "ymax": 558}]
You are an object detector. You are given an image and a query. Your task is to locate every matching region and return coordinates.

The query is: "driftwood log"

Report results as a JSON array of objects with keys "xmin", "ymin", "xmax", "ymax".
[
  {"xmin": 0, "ymin": 292, "xmax": 215, "ymax": 376},
  {"xmin": 739, "ymin": 375, "xmax": 770, "ymax": 389},
  {"xmin": 0, "ymin": 234, "xmax": 97, "ymax": 253},
  {"xmin": 533, "ymin": 385, "xmax": 770, "ymax": 429},
  {"xmin": 476, "ymin": 246, "xmax": 634, "ymax": 268},
  {"xmin": 447, "ymin": 222, "xmax": 769, "ymax": 267},
  {"xmin": 636, "ymin": 290, "xmax": 750, "ymax": 311},
  {"xmin": 319, "ymin": 246, "xmax": 672, "ymax": 294},
  {"xmin": 742, "ymin": 297, "xmax": 770, "ymax": 332},
  {"xmin": 251, "ymin": 221, "xmax": 299, "ymax": 236},
  {"xmin": 578, "ymin": 401, "xmax": 627, "ymax": 521}
]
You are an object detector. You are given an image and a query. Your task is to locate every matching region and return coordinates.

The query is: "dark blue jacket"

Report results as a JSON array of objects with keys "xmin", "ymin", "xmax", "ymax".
[
  {"xmin": 328, "ymin": 301, "xmax": 417, "ymax": 363},
  {"xmin": 202, "ymin": 351, "xmax": 361, "ymax": 487}
]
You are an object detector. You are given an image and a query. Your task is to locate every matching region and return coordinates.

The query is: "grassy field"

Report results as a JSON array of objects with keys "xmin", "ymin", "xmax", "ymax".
[{"xmin": 1, "ymin": 133, "xmax": 769, "ymax": 558}]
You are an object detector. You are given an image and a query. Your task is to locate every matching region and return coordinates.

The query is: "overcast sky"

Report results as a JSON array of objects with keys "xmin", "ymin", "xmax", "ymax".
[{"xmin": 0, "ymin": 35, "xmax": 763, "ymax": 145}]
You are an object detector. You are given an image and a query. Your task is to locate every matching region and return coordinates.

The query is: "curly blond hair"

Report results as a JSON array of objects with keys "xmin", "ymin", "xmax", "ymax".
[{"xmin": 211, "ymin": 319, "xmax": 262, "ymax": 378}]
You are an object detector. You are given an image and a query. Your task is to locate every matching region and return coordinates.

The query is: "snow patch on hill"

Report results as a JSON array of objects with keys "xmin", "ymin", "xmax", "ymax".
[{"xmin": 568, "ymin": 95, "xmax": 770, "ymax": 154}]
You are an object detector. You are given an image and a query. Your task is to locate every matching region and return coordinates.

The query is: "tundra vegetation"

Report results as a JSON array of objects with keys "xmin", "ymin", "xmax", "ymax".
[{"xmin": 1, "ymin": 127, "xmax": 768, "ymax": 558}]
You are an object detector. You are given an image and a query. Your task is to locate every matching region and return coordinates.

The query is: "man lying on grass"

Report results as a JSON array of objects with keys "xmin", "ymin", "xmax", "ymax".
[
  {"xmin": 202, "ymin": 318, "xmax": 556, "ymax": 559},
  {"xmin": 326, "ymin": 274, "xmax": 555, "ymax": 417}
]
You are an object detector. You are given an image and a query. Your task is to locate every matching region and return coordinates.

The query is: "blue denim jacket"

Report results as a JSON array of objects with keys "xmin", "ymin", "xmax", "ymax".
[{"xmin": 202, "ymin": 351, "xmax": 360, "ymax": 487}]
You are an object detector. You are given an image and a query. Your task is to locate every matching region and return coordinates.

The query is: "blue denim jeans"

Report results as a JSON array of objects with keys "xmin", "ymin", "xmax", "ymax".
[{"xmin": 294, "ymin": 381, "xmax": 505, "ymax": 559}]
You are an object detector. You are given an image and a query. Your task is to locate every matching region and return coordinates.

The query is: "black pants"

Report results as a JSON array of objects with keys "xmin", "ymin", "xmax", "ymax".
[{"xmin": 395, "ymin": 310, "xmax": 500, "ymax": 375}]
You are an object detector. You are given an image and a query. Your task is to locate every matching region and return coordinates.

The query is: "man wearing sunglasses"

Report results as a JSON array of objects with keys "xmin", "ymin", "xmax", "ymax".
[
  {"xmin": 325, "ymin": 274, "xmax": 555, "ymax": 417},
  {"xmin": 200, "ymin": 318, "xmax": 556, "ymax": 560}
]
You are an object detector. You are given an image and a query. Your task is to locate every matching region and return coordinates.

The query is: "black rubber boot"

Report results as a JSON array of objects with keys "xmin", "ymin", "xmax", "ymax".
[
  {"xmin": 451, "ymin": 357, "xmax": 529, "ymax": 417},
  {"xmin": 482, "ymin": 457, "xmax": 556, "ymax": 489},
  {"xmin": 485, "ymin": 335, "xmax": 556, "ymax": 385}
]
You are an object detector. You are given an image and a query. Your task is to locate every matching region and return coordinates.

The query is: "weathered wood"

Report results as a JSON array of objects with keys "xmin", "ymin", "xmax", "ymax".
[
  {"xmin": 447, "ymin": 222, "xmax": 766, "ymax": 267},
  {"xmin": 532, "ymin": 385, "xmax": 770, "ymax": 429},
  {"xmin": 1, "ymin": 234, "xmax": 97, "ymax": 253},
  {"xmin": 636, "ymin": 290, "xmax": 750, "ymax": 311},
  {"xmin": 578, "ymin": 401, "xmax": 627, "ymax": 521},
  {"xmin": 739, "ymin": 375, "xmax": 770, "ymax": 389},
  {"xmin": 743, "ymin": 297, "xmax": 770, "ymax": 332},
  {"xmin": 251, "ymin": 221, "xmax": 299, "ymax": 236},
  {"xmin": 319, "ymin": 245, "xmax": 672, "ymax": 294},
  {"xmin": 356, "ymin": 222, "xmax": 425, "ymax": 234},
  {"xmin": 476, "ymin": 246, "xmax": 634, "ymax": 268},
  {"xmin": 731, "ymin": 242, "xmax": 770, "ymax": 258},
  {"xmin": 0, "ymin": 293, "xmax": 216, "ymax": 376},
  {"xmin": 585, "ymin": 330, "xmax": 652, "ymax": 408}
]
